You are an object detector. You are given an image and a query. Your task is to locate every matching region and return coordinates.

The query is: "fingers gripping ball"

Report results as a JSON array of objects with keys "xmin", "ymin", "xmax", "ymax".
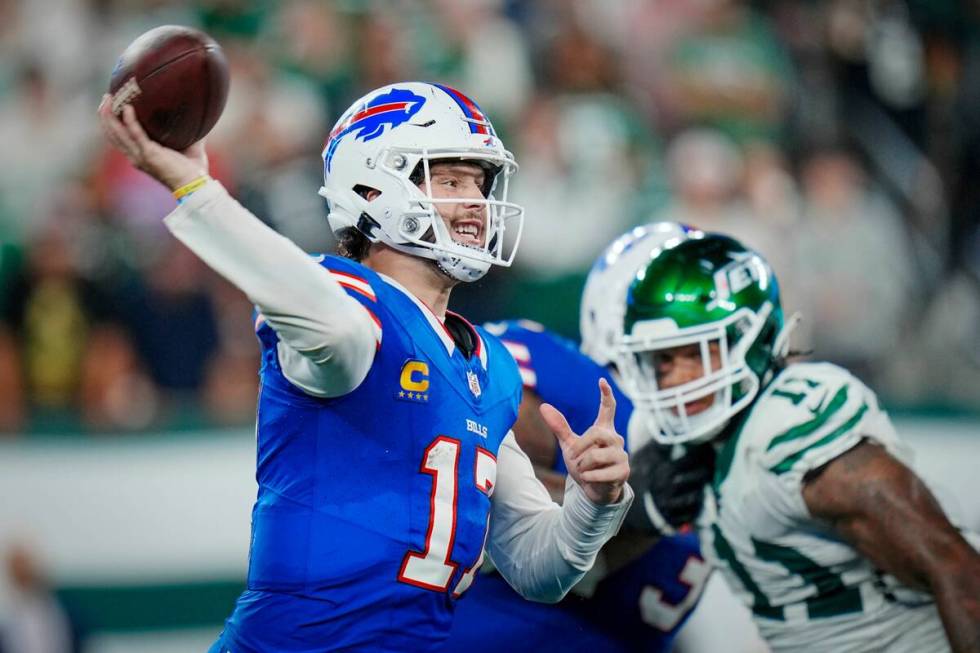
[{"xmin": 108, "ymin": 25, "xmax": 229, "ymax": 151}]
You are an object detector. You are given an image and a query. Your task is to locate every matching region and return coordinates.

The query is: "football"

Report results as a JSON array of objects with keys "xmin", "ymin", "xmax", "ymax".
[{"xmin": 108, "ymin": 25, "xmax": 229, "ymax": 151}]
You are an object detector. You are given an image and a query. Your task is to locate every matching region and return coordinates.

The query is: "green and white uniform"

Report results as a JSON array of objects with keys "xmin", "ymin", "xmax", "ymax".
[{"xmin": 700, "ymin": 361, "xmax": 947, "ymax": 653}]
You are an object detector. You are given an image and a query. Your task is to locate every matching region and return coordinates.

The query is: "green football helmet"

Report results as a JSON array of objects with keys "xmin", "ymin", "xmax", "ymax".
[{"xmin": 619, "ymin": 234, "xmax": 791, "ymax": 445}]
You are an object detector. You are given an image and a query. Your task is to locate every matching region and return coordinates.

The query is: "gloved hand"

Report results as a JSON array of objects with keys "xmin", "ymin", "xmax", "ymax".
[{"xmin": 624, "ymin": 442, "xmax": 715, "ymax": 536}]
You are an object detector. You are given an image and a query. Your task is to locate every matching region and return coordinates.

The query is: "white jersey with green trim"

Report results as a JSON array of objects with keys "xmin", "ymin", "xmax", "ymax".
[{"xmin": 698, "ymin": 361, "xmax": 950, "ymax": 653}]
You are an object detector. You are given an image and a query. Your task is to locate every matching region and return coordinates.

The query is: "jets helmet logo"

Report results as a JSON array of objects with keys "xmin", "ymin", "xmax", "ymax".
[{"xmin": 713, "ymin": 252, "xmax": 763, "ymax": 302}]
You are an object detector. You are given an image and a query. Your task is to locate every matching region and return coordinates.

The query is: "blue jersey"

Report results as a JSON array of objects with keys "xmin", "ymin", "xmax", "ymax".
[
  {"xmin": 489, "ymin": 320, "xmax": 631, "ymax": 473},
  {"xmin": 215, "ymin": 256, "xmax": 522, "ymax": 653},
  {"xmin": 444, "ymin": 320, "xmax": 708, "ymax": 653}
]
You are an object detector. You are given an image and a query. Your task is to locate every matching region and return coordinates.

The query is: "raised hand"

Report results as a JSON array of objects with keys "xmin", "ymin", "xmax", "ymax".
[
  {"xmin": 97, "ymin": 94, "xmax": 208, "ymax": 192},
  {"xmin": 540, "ymin": 378, "xmax": 629, "ymax": 505}
]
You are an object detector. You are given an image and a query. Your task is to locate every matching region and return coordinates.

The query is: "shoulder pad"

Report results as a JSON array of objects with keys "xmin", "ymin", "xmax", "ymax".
[{"xmin": 746, "ymin": 363, "xmax": 880, "ymax": 475}]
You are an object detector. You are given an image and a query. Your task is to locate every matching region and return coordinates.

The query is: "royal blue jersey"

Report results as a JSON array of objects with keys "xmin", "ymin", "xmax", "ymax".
[
  {"xmin": 488, "ymin": 320, "xmax": 631, "ymax": 473},
  {"xmin": 445, "ymin": 320, "xmax": 708, "ymax": 653},
  {"xmin": 215, "ymin": 256, "xmax": 522, "ymax": 653}
]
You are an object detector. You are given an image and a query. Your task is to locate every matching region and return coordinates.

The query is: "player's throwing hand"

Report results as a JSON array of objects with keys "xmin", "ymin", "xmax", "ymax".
[
  {"xmin": 97, "ymin": 94, "xmax": 207, "ymax": 192},
  {"xmin": 540, "ymin": 378, "xmax": 629, "ymax": 505}
]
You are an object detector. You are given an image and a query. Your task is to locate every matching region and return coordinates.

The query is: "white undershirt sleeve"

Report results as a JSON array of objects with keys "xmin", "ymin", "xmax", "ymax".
[
  {"xmin": 486, "ymin": 431, "xmax": 633, "ymax": 603},
  {"xmin": 162, "ymin": 180, "xmax": 379, "ymax": 397}
]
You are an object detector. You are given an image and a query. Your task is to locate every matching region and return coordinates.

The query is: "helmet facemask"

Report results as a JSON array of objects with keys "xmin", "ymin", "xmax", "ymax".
[
  {"xmin": 620, "ymin": 302, "xmax": 775, "ymax": 445},
  {"xmin": 404, "ymin": 151, "xmax": 523, "ymax": 282}
]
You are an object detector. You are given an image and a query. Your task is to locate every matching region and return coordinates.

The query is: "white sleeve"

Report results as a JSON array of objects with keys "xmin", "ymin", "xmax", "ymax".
[
  {"xmin": 485, "ymin": 431, "xmax": 633, "ymax": 603},
  {"xmin": 162, "ymin": 180, "xmax": 379, "ymax": 397}
]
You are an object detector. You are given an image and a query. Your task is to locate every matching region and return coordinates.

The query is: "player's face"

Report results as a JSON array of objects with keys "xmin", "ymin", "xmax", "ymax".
[
  {"xmin": 650, "ymin": 342, "xmax": 722, "ymax": 416},
  {"xmin": 423, "ymin": 161, "xmax": 487, "ymax": 248}
]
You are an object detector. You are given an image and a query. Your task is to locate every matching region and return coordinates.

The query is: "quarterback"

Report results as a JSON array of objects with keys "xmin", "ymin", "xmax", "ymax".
[
  {"xmin": 98, "ymin": 82, "xmax": 632, "ymax": 652},
  {"xmin": 617, "ymin": 232, "xmax": 980, "ymax": 652}
]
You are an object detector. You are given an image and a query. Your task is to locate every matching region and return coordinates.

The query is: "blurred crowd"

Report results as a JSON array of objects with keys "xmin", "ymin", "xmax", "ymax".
[{"xmin": 0, "ymin": 0, "xmax": 978, "ymax": 435}]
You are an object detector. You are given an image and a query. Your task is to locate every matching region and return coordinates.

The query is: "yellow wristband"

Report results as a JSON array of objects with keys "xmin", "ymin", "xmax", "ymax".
[{"xmin": 172, "ymin": 175, "xmax": 209, "ymax": 201}]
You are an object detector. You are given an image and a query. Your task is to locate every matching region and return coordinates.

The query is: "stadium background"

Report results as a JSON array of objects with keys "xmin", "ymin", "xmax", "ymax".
[{"xmin": 0, "ymin": 0, "xmax": 977, "ymax": 651}]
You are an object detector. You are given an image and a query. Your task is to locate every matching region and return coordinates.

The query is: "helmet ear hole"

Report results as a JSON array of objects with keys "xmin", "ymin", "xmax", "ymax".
[
  {"xmin": 353, "ymin": 184, "xmax": 381, "ymax": 201},
  {"xmin": 408, "ymin": 162, "xmax": 425, "ymax": 189},
  {"xmin": 476, "ymin": 162, "xmax": 501, "ymax": 198}
]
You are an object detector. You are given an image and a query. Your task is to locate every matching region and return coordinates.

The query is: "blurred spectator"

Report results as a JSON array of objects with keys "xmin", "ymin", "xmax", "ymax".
[
  {"xmin": 882, "ymin": 270, "xmax": 980, "ymax": 409},
  {"xmin": 196, "ymin": 0, "xmax": 272, "ymax": 41},
  {"xmin": 352, "ymin": 10, "xmax": 417, "ymax": 94},
  {"xmin": 653, "ymin": 129, "xmax": 797, "ymax": 274},
  {"xmin": 0, "ymin": 0, "xmax": 975, "ymax": 430},
  {"xmin": 0, "ymin": 62, "xmax": 99, "ymax": 241},
  {"xmin": 0, "ymin": 326, "xmax": 24, "ymax": 433},
  {"xmin": 78, "ymin": 324, "xmax": 159, "ymax": 431},
  {"xmin": 791, "ymin": 147, "xmax": 914, "ymax": 380},
  {"xmin": 653, "ymin": 0, "xmax": 796, "ymax": 144},
  {"xmin": 2, "ymin": 217, "xmax": 106, "ymax": 425},
  {"xmin": 270, "ymin": 1, "xmax": 355, "ymax": 114},
  {"xmin": 200, "ymin": 278, "xmax": 260, "ymax": 425},
  {"xmin": 951, "ymin": 10, "xmax": 980, "ymax": 272},
  {"xmin": 427, "ymin": 0, "xmax": 533, "ymax": 127},
  {"xmin": 210, "ymin": 42, "xmax": 329, "ymax": 250},
  {"xmin": 118, "ymin": 241, "xmax": 220, "ymax": 405},
  {"xmin": 0, "ymin": 543, "xmax": 73, "ymax": 653},
  {"xmin": 500, "ymin": 15, "xmax": 659, "ymax": 335}
]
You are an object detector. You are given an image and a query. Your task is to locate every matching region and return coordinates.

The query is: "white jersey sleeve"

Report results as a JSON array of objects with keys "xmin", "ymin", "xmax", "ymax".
[
  {"xmin": 485, "ymin": 431, "xmax": 632, "ymax": 603},
  {"xmin": 752, "ymin": 362, "xmax": 910, "ymax": 523},
  {"xmin": 163, "ymin": 180, "xmax": 379, "ymax": 397},
  {"xmin": 701, "ymin": 362, "xmax": 943, "ymax": 653}
]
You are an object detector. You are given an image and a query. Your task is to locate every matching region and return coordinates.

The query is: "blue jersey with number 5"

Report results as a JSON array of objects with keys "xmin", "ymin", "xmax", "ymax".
[
  {"xmin": 214, "ymin": 256, "xmax": 522, "ymax": 653},
  {"xmin": 445, "ymin": 320, "xmax": 708, "ymax": 653}
]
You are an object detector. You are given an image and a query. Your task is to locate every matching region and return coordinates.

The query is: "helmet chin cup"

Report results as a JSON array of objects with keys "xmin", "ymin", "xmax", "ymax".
[{"xmin": 435, "ymin": 249, "xmax": 491, "ymax": 282}]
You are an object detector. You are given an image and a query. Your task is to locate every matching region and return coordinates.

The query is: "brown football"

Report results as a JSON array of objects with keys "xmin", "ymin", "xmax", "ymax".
[{"xmin": 109, "ymin": 25, "xmax": 229, "ymax": 151}]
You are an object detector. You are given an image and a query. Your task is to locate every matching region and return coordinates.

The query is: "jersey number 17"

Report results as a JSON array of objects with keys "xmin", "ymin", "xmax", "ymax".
[{"xmin": 398, "ymin": 436, "xmax": 497, "ymax": 597}]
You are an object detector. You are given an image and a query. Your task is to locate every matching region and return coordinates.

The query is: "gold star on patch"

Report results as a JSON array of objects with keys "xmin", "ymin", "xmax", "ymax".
[
  {"xmin": 407, "ymin": 392, "xmax": 415, "ymax": 399},
  {"xmin": 399, "ymin": 391, "xmax": 405, "ymax": 398}
]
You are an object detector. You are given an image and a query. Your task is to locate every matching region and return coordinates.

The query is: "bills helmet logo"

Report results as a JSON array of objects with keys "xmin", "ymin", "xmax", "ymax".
[{"xmin": 324, "ymin": 87, "xmax": 426, "ymax": 172}]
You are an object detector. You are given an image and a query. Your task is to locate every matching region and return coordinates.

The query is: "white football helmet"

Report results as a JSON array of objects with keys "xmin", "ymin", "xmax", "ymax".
[
  {"xmin": 318, "ymin": 82, "xmax": 524, "ymax": 282},
  {"xmin": 580, "ymin": 222, "xmax": 702, "ymax": 367}
]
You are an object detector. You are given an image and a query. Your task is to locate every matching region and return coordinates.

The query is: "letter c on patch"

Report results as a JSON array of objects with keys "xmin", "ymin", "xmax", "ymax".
[{"xmin": 400, "ymin": 360, "xmax": 430, "ymax": 392}]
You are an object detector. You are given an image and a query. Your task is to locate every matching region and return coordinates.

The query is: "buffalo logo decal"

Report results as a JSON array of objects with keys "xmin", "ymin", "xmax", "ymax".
[{"xmin": 323, "ymin": 88, "xmax": 426, "ymax": 172}]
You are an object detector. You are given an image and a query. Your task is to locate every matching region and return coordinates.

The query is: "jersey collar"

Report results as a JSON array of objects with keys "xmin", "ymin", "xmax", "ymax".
[{"xmin": 377, "ymin": 272, "xmax": 490, "ymax": 369}]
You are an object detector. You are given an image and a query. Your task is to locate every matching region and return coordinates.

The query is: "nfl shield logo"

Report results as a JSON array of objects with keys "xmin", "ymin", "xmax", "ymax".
[{"xmin": 467, "ymin": 370, "xmax": 482, "ymax": 398}]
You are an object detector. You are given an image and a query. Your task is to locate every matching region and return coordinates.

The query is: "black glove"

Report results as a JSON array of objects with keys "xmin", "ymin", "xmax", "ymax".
[{"xmin": 624, "ymin": 441, "xmax": 715, "ymax": 535}]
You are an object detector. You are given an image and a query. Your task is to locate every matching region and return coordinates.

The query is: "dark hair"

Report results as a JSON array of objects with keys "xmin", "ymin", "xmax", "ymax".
[{"xmin": 335, "ymin": 227, "xmax": 372, "ymax": 261}]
